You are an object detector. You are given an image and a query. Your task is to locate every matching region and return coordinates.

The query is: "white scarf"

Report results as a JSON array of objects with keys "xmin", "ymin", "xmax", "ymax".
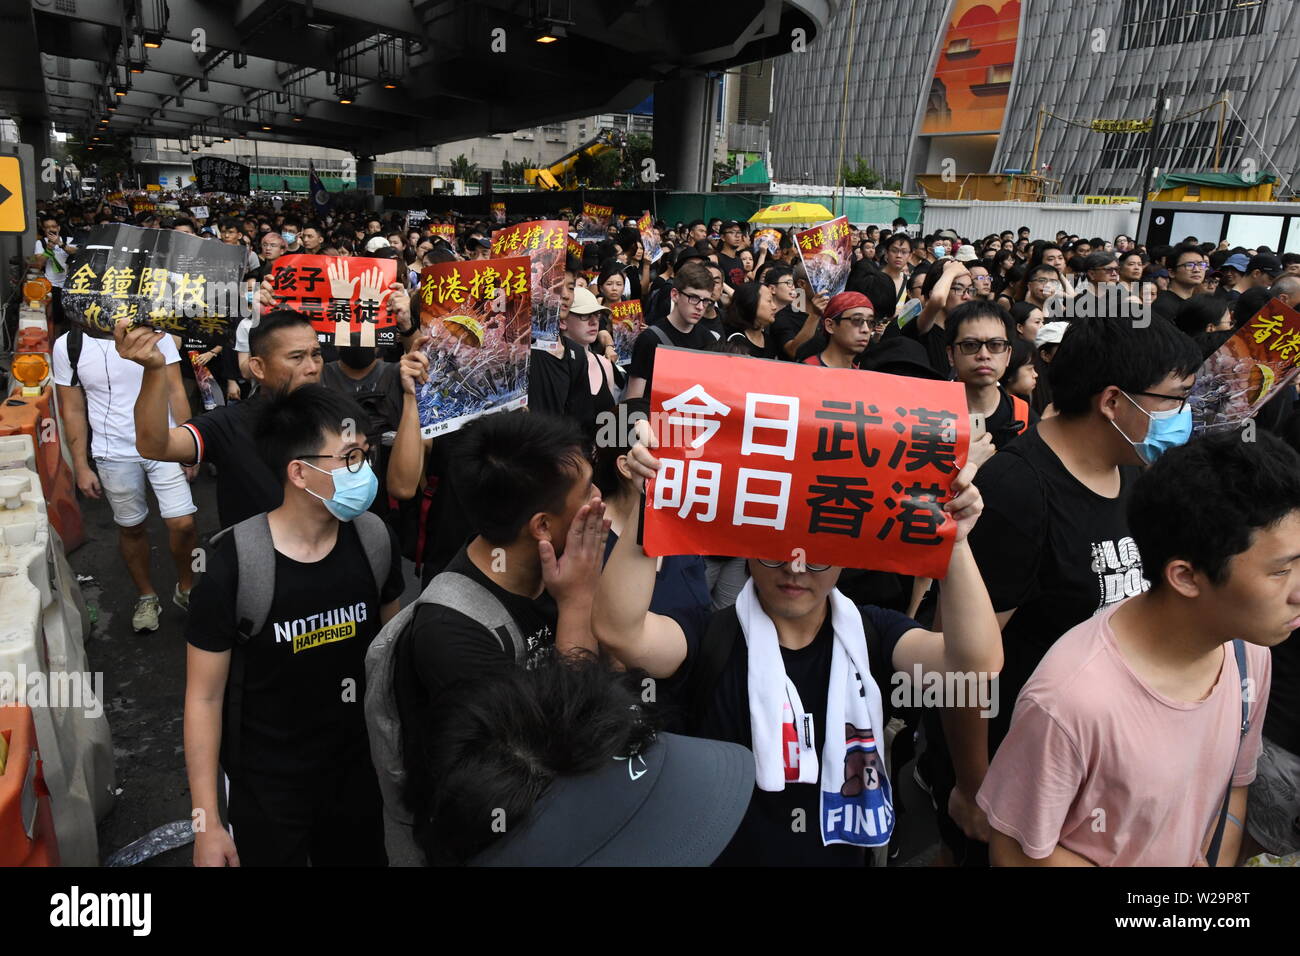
[{"xmin": 736, "ymin": 580, "xmax": 895, "ymax": 847}]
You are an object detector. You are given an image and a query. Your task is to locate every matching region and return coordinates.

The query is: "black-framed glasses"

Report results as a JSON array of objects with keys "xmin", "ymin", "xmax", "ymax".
[
  {"xmin": 1177, "ymin": 261, "xmax": 1208, "ymax": 271},
  {"xmin": 757, "ymin": 558, "xmax": 833, "ymax": 573},
  {"xmin": 680, "ymin": 291, "xmax": 717, "ymax": 309},
  {"xmin": 837, "ymin": 315, "xmax": 882, "ymax": 330},
  {"xmin": 955, "ymin": 338, "xmax": 1011, "ymax": 355},
  {"xmin": 1129, "ymin": 390, "xmax": 1190, "ymax": 413},
  {"xmin": 299, "ymin": 445, "xmax": 376, "ymax": 474},
  {"xmin": 950, "ymin": 284, "xmax": 974, "ymax": 296}
]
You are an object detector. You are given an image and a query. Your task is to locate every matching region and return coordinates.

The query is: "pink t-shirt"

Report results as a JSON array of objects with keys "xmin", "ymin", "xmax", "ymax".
[{"xmin": 977, "ymin": 599, "xmax": 1271, "ymax": 866}]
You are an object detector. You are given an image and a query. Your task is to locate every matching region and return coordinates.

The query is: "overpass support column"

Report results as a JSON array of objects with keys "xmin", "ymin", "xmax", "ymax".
[
  {"xmin": 652, "ymin": 73, "xmax": 719, "ymax": 193},
  {"xmin": 19, "ymin": 118, "xmax": 51, "ymax": 202}
]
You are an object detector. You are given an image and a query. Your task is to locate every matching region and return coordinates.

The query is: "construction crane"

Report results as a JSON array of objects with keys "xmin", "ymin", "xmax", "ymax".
[{"xmin": 525, "ymin": 127, "xmax": 627, "ymax": 190}]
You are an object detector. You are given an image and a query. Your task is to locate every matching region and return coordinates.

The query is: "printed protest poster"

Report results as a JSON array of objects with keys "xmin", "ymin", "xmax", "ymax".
[
  {"xmin": 577, "ymin": 201, "xmax": 613, "ymax": 244},
  {"xmin": 608, "ymin": 299, "xmax": 644, "ymax": 366},
  {"xmin": 752, "ymin": 228, "xmax": 783, "ymax": 257},
  {"xmin": 794, "ymin": 216, "xmax": 853, "ymax": 298},
  {"xmin": 490, "ymin": 202, "xmax": 506, "ymax": 225},
  {"xmin": 429, "ymin": 223, "xmax": 456, "ymax": 242},
  {"xmin": 61, "ymin": 224, "xmax": 246, "ymax": 339},
  {"xmin": 271, "ymin": 254, "xmax": 399, "ymax": 348},
  {"xmin": 637, "ymin": 211, "xmax": 663, "ymax": 264},
  {"xmin": 192, "ymin": 156, "xmax": 250, "ymax": 195},
  {"xmin": 406, "ymin": 209, "xmax": 429, "ymax": 224},
  {"xmin": 567, "ymin": 236, "xmax": 584, "ymax": 260},
  {"xmin": 490, "ymin": 219, "xmax": 567, "ymax": 355},
  {"xmin": 1190, "ymin": 297, "xmax": 1300, "ymax": 433},
  {"xmin": 643, "ymin": 347, "xmax": 970, "ymax": 578},
  {"xmin": 415, "ymin": 257, "xmax": 532, "ymax": 437},
  {"xmin": 188, "ymin": 205, "xmax": 209, "ymax": 221}
]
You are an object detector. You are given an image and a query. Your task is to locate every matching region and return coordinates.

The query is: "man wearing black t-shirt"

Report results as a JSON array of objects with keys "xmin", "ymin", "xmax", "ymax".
[
  {"xmin": 924, "ymin": 315, "xmax": 1202, "ymax": 866},
  {"xmin": 185, "ymin": 386, "xmax": 404, "ymax": 866},
  {"xmin": 1152, "ymin": 243, "xmax": 1206, "ymax": 326},
  {"xmin": 904, "ymin": 259, "xmax": 972, "ymax": 378},
  {"xmin": 944, "ymin": 301, "xmax": 1034, "ymax": 457},
  {"xmin": 592, "ymin": 426, "xmax": 1002, "ymax": 866},
  {"xmin": 116, "ymin": 285, "xmax": 412, "ymax": 528},
  {"xmin": 624, "ymin": 261, "xmax": 719, "ymax": 400},
  {"xmin": 716, "ymin": 221, "xmax": 749, "ymax": 288}
]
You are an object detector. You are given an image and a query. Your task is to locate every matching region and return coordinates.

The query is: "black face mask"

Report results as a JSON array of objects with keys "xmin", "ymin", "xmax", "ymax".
[{"xmin": 338, "ymin": 346, "xmax": 377, "ymax": 370}]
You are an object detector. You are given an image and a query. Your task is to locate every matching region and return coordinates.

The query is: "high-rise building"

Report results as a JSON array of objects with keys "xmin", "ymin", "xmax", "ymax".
[{"xmin": 771, "ymin": 0, "xmax": 1298, "ymax": 197}]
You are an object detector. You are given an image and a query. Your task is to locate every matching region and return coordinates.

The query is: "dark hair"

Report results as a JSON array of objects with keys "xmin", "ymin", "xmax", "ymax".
[
  {"xmin": 254, "ymin": 383, "xmax": 369, "ymax": 484},
  {"xmin": 1027, "ymin": 263, "xmax": 1063, "ymax": 285},
  {"xmin": 450, "ymin": 410, "xmax": 588, "ymax": 545},
  {"xmin": 218, "ymin": 216, "xmax": 242, "ymax": 232},
  {"xmin": 1173, "ymin": 294, "xmax": 1230, "ymax": 337},
  {"xmin": 761, "ymin": 262, "xmax": 793, "ymax": 286},
  {"xmin": 594, "ymin": 398, "xmax": 651, "ymax": 499},
  {"xmin": 884, "ymin": 232, "xmax": 913, "ymax": 252},
  {"xmin": 1010, "ymin": 300, "xmax": 1041, "ymax": 331},
  {"xmin": 1129, "ymin": 431, "xmax": 1300, "ymax": 590},
  {"xmin": 596, "ymin": 259, "xmax": 625, "ymax": 297},
  {"xmin": 921, "ymin": 258, "xmax": 956, "ymax": 298},
  {"xmin": 1001, "ymin": 336, "xmax": 1036, "ymax": 390},
  {"xmin": 248, "ymin": 309, "xmax": 315, "ymax": 358},
  {"xmin": 944, "ymin": 300, "xmax": 1014, "ymax": 347},
  {"xmin": 1167, "ymin": 242, "xmax": 1204, "ymax": 269},
  {"xmin": 411, "ymin": 653, "xmax": 663, "ymax": 866},
  {"xmin": 1083, "ymin": 251, "xmax": 1117, "ymax": 272},
  {"xmin": 673, "ymin": 260, "xmax": 714, "ymax": 293},
  {"xmin": 1048, "ymin": 316, "xmax": 1202, "ymax": 417},
  {"xmin": 1233, "ymin": 285, "xmax": 1273, "ymax": 329},
  {"xmin": 724, "ymin": 281, "xmax": 764, "ymax": 333}
]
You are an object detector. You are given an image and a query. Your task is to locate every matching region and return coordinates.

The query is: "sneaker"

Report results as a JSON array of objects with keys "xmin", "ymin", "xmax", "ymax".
[
  {"xmin": 132, "ymin": 595, "xmax": 162, "ymax": 633},
  {"xmin": 173, "ymin": 585, "xmax": 191, "ymax": 612}
]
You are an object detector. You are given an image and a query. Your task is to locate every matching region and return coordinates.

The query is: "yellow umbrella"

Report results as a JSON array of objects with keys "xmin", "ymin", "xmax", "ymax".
[{"xmin": 748, "ymin": 201, "xmax": 836, "ymax": 225}]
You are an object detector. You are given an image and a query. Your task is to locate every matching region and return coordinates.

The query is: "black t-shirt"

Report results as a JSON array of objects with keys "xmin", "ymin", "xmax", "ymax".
[
  {"xmin": 405, "ymin": 543, "xmax": 558, "ymax": 697},
  {"xmin": 319, "ymin": 360, "xmax": 403, "ymax": 444},
  {"xmin": 717, "ymin": 252, "xmax": 748, "ymax": 288},
  {"xmin": 186, "ymin": 520, "xmax": 404, "ymax": 780},
  {"xmin": 965, "ymin": 424, "xmax": 1144, "ymax": 751},
  {"xmin": 725, "ymin": 331, "xmax": 778, "ymax": 360},
  {"xmin": 770, "ymin": 304, "xmax": 810, "ymax": 360},
  {"xmin": 984, "ymin": 388, "xmax": 1038, "ymax": 449},
  {"xmin": 1265, "ymin": 630, "xmax": 1300, "ymax": 755},
  {"xmin": 1152, "ymin": 288, "xmax": 1191, "ymax": 325},
  {"xmin": 666, "ymin": 601, "xmax": 917, "ymax": 866},
  {"xmin": 627, "ymin": 319, "xmax": 717, "ymax": 395},
  {"xmin": 186, "ymin": 396, "xmax": 283, "ymax": 527},
  {"xmin": 901, "ymin": 319, "xmax": 951, "ymax": 378}
]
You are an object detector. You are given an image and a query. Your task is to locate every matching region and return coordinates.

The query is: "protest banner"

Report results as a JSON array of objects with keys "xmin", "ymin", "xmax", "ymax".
[
  {"xmin": 406, "ymin": 209, "xmax": 428, "ymax": 224},
  {"xmin": 794, "ymin": 216, "xmax": 853, "ymax": 298},
  {"xmin": 271, "ymin": 254, "xmax": 399, "ymax": 348},
  {"xmin": 61, "ymin": 224, "xmax": 246, "ymax": 339},
  {"xmin": 567, "ymin": 236, "xmax": 584, "ymax": 260},
  {"xmin": 490, "ymin": 219, "xmax": 567, "ymax": 355},
  {"xmin": 192, "ymin": 156, "xmax": 250, "ymax": 195},
  {"xmin": 1190, "ymin": 296, "xmax": 1300, "ymax": 433},
  {"xmin": 429, "ymin": 223, "xmax": 455, "ymax": 242},
  {"xmin": 491, "ymin": 202, "xmax": 506, "ymax": 224},
  {"xmin": 642, "ymin": 347, "xmax": 970, "ymax": 578},
  {"xmin": 608, "ymin": 299, "xmax": 644, "ymax": 366},
  {"xmin": 577, "ymin": 201, "xmax": 613, "ymax": 243},
  {"xmin": 415, "ymin": 257, "xmax": 532, "ymax": 437},
  {"xmin": 752, "ymin": 228, "xmax": 783, "ymax": 257},
  {"xmin": 637, "ymin": 211, "xmax": 663, "ymax": 264},
  {"xmin": 188, "ymin": 205, "xmax": 209, "ymax": 220},
  {"xmin": 109, "ymin": 204, "xmax": 131, "ymax": 222}
]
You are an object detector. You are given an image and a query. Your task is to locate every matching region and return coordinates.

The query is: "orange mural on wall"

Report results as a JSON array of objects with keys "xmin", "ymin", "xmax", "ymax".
[{"xmin": 922, "ymin": 0, "xmax": 1022, "ymax": 135}]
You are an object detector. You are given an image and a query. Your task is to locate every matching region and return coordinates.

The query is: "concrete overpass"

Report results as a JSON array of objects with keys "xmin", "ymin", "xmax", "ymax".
[{"xmin": 1, "ymin": 0, "xmax": 836, "ymax": 196}]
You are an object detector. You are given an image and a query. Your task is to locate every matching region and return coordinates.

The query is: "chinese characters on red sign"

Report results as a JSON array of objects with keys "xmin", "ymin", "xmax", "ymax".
[
  {"xmin": 794, "ymin": 215, "xmax": 854, "ymax": 298},
  {"xmin": 1190, "ymin": 296, "xmax": 1300, "ymax": 433},
  {"xmin": 271, "ymin": 254, "xmax": 398, "ymax": 347},
  {"xmin": 607, "ymin": 299, "xmax": 644, "ymax": 365},
  {"xmin": 643, "ymin": 348, "xmax": 971, "ymax": 578},
  {"xmin": 490, "ymin": 219, "xmax": 568, "ymax": 354}
]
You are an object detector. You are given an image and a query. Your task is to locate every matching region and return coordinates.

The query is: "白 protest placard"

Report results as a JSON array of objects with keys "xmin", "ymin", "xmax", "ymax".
[{"xmin": 643, "ymin": 347, "xmax": 971, "ymax": 578}]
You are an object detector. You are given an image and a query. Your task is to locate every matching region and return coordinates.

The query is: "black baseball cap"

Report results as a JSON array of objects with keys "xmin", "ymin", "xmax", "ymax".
[
  {"xmin": 1248, "ymin": 253, "xmax": 1283, "ymax": 277},
  {"xmin": 857, "ymin": 336, "xmax": 946, "ymax": 380},
  {"xmin": 470, "ymin": 732, "xmax": 754, "ymax": 867}
]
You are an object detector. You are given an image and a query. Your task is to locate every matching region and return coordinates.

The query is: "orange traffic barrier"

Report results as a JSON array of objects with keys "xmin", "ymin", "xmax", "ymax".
[
  {"xmin": 0, "ymin": 386, "xmax": 85, "ymax": 551},
  {"xmin": 16, "ymin": 325, "xmax": 50, "ymax": 356},
  {"xmin": 0, "ymin": 706, "xmax": 60, "ymax": 866}
]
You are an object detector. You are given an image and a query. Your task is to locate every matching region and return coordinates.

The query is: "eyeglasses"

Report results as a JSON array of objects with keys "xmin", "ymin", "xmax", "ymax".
[
  {"xmin": 1129, "ymin": 390, "xmax": 1190, "ymax": 413},
  {"xmin": 680, "ymin": 291, "xmax": 717, "ymax": 309},
  {"xmin": 774, "ymin": 278, "xmax": 796, "ymax": 287},
  {"xmin": 757, "ymin": 558, "xmax": 832, "ymax": 573},
  {"xmin": 1177, "ymin": 261, "xmax": 1208, "ymax": 271},
  {"xmin": 950, "ymin": 284, "xmax": 974, "ymax": 297},
  {"xmin": 954, "ymin": 338, "xmax": 1011, "ymax": 355},
  {"xmin": 299, "ymin": 445, "xmax": 377, "ymax": 474},
  {"xmin": 836, "ymin": 315, "xmax": 884, "ymax": 329},
  {"xmin": 1096, "ymin": 267, "xmax": 1120, "ymax": 275}
]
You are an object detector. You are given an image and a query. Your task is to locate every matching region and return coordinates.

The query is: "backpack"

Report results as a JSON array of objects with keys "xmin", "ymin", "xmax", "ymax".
[
  {"xmin": 1008, "ymin": 393, "xmax": 1030, "ymax": 437},
  {"xmin": 66, "ymin": 325, "xmax": 84, "ymax": 387},
  {"xmin": 363, "ymin": 570, "xmax": 526, "ymax": 866},
  {"xmin": 212, "ymin": 510, "xmax": 391, "ymax": 777},
  {"xmin": 1206, "ymin": 639, "xmax": 1250, "ymax": 867}
]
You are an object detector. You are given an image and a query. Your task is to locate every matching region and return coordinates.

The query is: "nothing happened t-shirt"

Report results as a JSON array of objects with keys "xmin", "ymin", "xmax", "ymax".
[{"xmin": 978, "ymin": 600, "xmax": 1270, "ymax": 866}]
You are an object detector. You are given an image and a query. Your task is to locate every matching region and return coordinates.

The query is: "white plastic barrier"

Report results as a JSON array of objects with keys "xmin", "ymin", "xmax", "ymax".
[{"xmin": 0, "ymin": 434, "xmax": 113, "ymax": 866}]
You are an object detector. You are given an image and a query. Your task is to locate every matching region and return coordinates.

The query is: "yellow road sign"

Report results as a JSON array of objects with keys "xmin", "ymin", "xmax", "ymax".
[{"xmin": 0, "ymin": 155, "xmax": 28, "ymax": 234}]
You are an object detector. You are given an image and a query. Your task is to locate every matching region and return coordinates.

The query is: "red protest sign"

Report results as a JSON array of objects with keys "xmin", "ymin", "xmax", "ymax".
[
  {"xmin": 608, "ymin": 299, "xmax": 644, "ymax": 365},
  {"xmin": 643, "ymin": 348, "xmax": 971, "ymax": 578},
  {"xmin": 1190, "ymin": 296, "xmax": 1300, "ymax": 433},
  {"xmin": 490, "ymin": 219, "xmax": 568, "ymax": 354},
  {"xmin": 429, "ymin": 223, "xmax": 456, "ymax": 242},
  {"xmin": 794, "ymin": 216, "xmax": 853, "ymax": 297},
  {"xmin": 271, "ymin": 254, "xmax": 398, "ymax": 347}
]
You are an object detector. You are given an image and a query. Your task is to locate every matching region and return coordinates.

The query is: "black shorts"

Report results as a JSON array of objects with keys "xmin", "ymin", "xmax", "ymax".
[{"xmin": 227, "ymin": 759, "xmax": 387, "ymax": 867}]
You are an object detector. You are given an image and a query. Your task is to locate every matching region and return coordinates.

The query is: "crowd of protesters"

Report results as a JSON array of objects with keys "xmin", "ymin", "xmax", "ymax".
[{"xmin": 19, "ymin": 191, "xmax": 1300, "ymax": 868}]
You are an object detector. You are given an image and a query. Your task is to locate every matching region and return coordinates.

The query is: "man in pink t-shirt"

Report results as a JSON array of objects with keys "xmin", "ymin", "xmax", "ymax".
[{"xmin": 980, "ymin": 431, "xmax": 1300, "ymax": 866}]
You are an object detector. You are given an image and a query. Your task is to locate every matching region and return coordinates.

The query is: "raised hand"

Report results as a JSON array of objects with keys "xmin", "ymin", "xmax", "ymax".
[{"xmin": 327, "ymin": 259, "xmax": 359, "ymax": 300}]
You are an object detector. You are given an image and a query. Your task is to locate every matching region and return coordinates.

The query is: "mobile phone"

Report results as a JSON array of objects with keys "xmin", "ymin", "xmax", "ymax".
[{"xmin": 970, "ymin": 412, "xmax": 987, "ymax": 442}]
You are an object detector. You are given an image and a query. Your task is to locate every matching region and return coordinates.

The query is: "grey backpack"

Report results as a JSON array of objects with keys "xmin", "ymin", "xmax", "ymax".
[
  {"xmin": 363, "ymin": 571, "xmax": 526, "ymax": 866},
  {"xmin": 211, "ymin": 511, "xmax": 392, "ymax": 775}
]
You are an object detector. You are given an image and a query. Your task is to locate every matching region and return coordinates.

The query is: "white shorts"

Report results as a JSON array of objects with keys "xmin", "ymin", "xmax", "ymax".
[{"xmin": 96, "ymin": 458, "xmax": 197, "ymax": 528}]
